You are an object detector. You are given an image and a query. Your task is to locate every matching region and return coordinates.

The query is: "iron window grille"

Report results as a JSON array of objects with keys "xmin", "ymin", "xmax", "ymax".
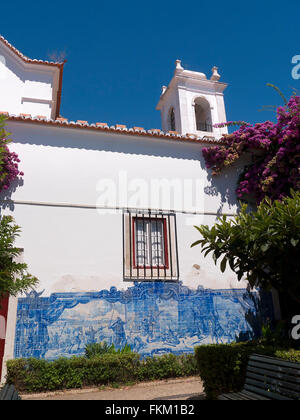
[{"xmin": 123, "ymin": 209, "xmax": 179, "ymax": 281}]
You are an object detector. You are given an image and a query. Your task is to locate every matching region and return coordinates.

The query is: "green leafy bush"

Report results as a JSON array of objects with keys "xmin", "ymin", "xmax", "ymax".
[
  {"xmin": 6, "ymin": 354, "xmax": 140, "ymax": 393},
  {"xmin": 137, "ymin": 353, "xmax": 197, "ymax": 381},
  {"xmin": 85, "ymin": 342, "xmax": 113, "ymax": 358},
  {"xmin": 85, "ymin": 342, "xmax": 133, "ymax": 358},
  {"xmin": 0, "ymin": 215, "xmax": 38, "ymax": 302},
  {"xmin": 191, "ymin": 191, "xmax": 300, "ymax": 306},
  {"xmin": 274, "ymin": 349, "xmax": 300, "ymax": 363},
  {"xmin": 6, "ymin": 352, "xmax": 198, "ymax": 393},
  {"xmin": 194, "ymin": 341, "xmax": 300, "ymax": 400}
]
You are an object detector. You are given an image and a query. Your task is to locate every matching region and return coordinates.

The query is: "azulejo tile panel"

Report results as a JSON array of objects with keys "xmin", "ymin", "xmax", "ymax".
[{"xmin": 14, "ymin": 282, "xmax": 274, "ymax": 359}]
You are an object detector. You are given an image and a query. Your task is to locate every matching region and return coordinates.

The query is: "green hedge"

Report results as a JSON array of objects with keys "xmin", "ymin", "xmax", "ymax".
[
  {"xmin": 194, "ymin": 341, "xmax": 300, "ymax": 400},
  {"xmin": 274, "ymin": 349, "xmax": 300, "ymax": 363},
  {"xmin": 137, "ymin": 353, "xmax": 198, "ymax": 381},
  {"xmin": 6, "ymin": 353, "xmax": 198, "ymax": 393}
]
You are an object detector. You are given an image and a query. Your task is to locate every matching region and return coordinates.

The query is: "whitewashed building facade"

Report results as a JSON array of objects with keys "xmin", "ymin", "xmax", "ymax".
[{"xmin": 0, "ymin": 36, "xmax": 274, "ymax": 382}]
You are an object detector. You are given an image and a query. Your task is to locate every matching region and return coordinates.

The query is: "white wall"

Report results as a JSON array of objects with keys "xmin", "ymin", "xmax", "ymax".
[
  {"xmin": 1, "ymin": 121, "xmax": 246, "ymax": 297},
  {"xmin": 0, "ymin": 121, "xmax": 251, "ymax": 380},
  {"xmin": 0, "ymin": 45, "xmax": 58, "ymax": 119}
]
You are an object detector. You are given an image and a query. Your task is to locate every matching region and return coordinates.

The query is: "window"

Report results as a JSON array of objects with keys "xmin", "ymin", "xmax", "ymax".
[
  {"xmin": 123, "ymin": 210, "xmax": 179, "ymax": 281},
  {"xmin": 194, "ymin": 98, "xmax": 212, "ymax": 132},
  {"xmin": 133, "ymin": 217, "xmax": 168, "ymax": 268},
  {"xmin": 169, "ymin": 107, "xmax": 176, "ymax": 131}
]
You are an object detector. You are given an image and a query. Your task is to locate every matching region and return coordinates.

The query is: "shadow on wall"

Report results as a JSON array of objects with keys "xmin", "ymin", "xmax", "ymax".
[
  {"xmin": 0, "ymin": 177, "xmax": 24, "ymax": 212},
  {"xmin": 201, "ymin": 153, "xmax": 254, "ymax": 213},
  {"xmin": 0, "ymin": 48, "xmax": 54, "ymax": 85},
  {"xmin": 14, "ymin": 282, "xmax": 274, "ymax": 360},
  {"xmin": 235, "ymin": 288, "xmax": 275, "ymax": 342},
  {"xmin": 202, "ymin": 165, "xmax": 243, "ymax": 213},
  {"xmin": 9, "ymin": 122, "xmax": 208, "ymax": 161},
  {"xmin": 7, "ymin": 122, "xmax": 249, "ymax": 214}
]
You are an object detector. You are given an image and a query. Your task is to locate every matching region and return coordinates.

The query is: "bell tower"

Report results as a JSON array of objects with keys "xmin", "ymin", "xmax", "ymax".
[{"xmin": 156, "ymin": 60, "xmax": 228, "ymax": 139}]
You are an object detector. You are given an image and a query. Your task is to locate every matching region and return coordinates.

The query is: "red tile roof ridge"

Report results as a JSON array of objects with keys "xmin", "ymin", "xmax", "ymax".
[
  {"xmin": 3, "ymin": 112, "xmax": 223, "ymax": 145},
  {"xmin": 0, "ymin": 35, "xmax": 66, "ymax": 67}
]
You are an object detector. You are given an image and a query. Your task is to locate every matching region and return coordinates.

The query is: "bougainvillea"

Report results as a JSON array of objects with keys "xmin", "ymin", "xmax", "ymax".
[
  {"xmin": 0, "ymin": 114, "xmax": 23, "ymax": 192},
  {"xmin": 202, "ymin": 96, "xmax": 300, "ymax": 203}
]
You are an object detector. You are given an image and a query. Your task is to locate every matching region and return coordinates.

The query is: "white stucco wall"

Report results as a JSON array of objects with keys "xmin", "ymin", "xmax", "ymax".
[
  {"xmin": 0, "ymin": 44, "xmax": 59, "ymax": 119},
  {"xmin": 1, "ymin": 121, "xmax": 246, "ymax": 296}
]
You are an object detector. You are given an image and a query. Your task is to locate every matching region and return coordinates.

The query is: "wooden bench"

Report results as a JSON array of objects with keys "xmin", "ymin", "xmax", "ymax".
[
  {"xmin": 0, "ymin": 384, "xmax": 21, "ymax": 400},
  {"xmin": 218, "ymin": 354, "xmax": 300, "ymax": 400}
]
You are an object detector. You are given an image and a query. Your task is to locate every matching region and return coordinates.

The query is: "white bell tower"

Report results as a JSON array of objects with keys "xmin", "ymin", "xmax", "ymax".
[{"xmin": 156, "ymin": 60, "xmax": 228, "ymax": 139}]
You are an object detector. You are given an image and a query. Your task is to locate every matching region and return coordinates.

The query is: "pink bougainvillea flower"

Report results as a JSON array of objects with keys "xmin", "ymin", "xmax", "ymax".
[
  {"xmin": 203, "ymin": 96, "xmax": 300, "ymax": 203},
  {"xmin": 0, "ymin": 116, "xmax": 23, "ymax": 193}
]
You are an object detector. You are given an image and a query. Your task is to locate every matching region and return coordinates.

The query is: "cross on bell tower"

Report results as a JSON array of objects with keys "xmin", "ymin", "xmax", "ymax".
[{"xmin": 156, "ymin": 60, "xmax": 228, "ymax": 139}]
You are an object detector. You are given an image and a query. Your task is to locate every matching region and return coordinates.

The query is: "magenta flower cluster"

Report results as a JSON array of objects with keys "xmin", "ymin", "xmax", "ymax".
[
  {"xmin": 202, "ymin": 96, "xmax": 300, "ymax": 203},
  {"xmin": 0, "ymin": 119, "xmax": 23, "ymax": 192}
]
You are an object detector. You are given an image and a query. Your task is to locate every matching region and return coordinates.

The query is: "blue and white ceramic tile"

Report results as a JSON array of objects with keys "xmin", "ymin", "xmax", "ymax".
[{"xmin": 14, "ymin": 282, "xmax": 274, "ymax": 359}]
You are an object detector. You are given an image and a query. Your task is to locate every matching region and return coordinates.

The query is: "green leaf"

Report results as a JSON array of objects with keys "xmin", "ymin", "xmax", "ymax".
[
  {"xmin": 191, "ymin": 240, "xmax": 201, "ymax": 248},
  {"xmin": 260, "ymin": 243, "xmax": 269, "ymax": 252},
  {"xmin": 220, "ymin": 256, "xmax": 227, "ymax": 273},
  {"xmin": 291, "ymin": 238, "xmax": 299, "ymax": 247}
]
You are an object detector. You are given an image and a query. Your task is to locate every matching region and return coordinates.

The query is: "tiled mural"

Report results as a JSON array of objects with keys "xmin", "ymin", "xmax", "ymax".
[{"xmin": 14, "ymin": 282, "xmax": 274, "ymax": 359}]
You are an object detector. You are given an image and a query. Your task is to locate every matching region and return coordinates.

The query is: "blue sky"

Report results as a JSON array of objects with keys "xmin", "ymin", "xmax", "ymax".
[{"xmin": 1, "ymin": 0, "xmax": 299, "ymax": 130}]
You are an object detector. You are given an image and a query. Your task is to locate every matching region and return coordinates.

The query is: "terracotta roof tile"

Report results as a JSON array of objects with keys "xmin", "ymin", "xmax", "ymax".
[
  {"xmin": 4, "ymin": 112, "xmax": 222, "ymax": 145},
  {"xmin": 0, "ymin": 35, "xmax": 65, "ymax": 68}
]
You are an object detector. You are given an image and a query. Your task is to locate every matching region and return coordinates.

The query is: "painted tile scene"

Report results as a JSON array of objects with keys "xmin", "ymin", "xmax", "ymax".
[{"xmin": 14, "ymin": 282, "xmax": 274, "ymax": 360}]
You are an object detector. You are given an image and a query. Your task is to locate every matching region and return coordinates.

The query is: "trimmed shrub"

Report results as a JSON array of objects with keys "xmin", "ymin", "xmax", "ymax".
[
  {"xmin": 194, "ymin": 341, "xmax": 276, "ymax": 400},
  {"xmin": 6, "ymin": 354, "xmax": 140, "ymax": 393},
  {"xmin": 274, "ymin": 349, "xmax": 300, "ymax": 363},
  {"xmin": 137, "ymin": 353, "xmax": 197, "ymax": 381},
  {"xmin": 194, "ymin": 342, "xmax": 300, "ymax": 400},
  {"xmin": 6, "ymin": 352, "xmax": 198, "ymax": 393}
]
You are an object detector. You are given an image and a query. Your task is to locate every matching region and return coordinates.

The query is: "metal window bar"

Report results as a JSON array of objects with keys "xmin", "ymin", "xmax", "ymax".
[
  {"xmin": 129, "ymin": 209, "xmax": 132, "ymax": 279},
  {"xmin": 161, "ymin": 212, "xmax": 167, "ymax": 278},
  {"xmin": 143, "ymin": 215, "xmax": 146, "ymax": 278},
  {"xmin": 155, "ymin": 212, "xmax": 159, "ymax": 278},
  {"xmin": 123, "ymin": 209, "xmax": 179, "ymax": 282},
  {"xmin": 149, "ymin": 209, "xmax": 153, "ymax": 281},
  {"xmin": 174, "ymin": 211, "xmax": 180, "ymax": 279},
  {"xmin": 168, "ymin": 213, "xmax": 173, "ymax": 279}
]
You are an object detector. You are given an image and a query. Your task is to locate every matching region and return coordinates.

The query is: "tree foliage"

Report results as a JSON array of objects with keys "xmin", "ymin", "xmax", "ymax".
[
  {"xmin": 0, "ymin": 215, "xmax": 38, "ymax": 301},
  {"xmin": 0, "ymin": 115, "xmax": 23, "ymax": 192},
  {"xmin": 191, "ymin": 191, "xmax": 300, "ymax": 304}
]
